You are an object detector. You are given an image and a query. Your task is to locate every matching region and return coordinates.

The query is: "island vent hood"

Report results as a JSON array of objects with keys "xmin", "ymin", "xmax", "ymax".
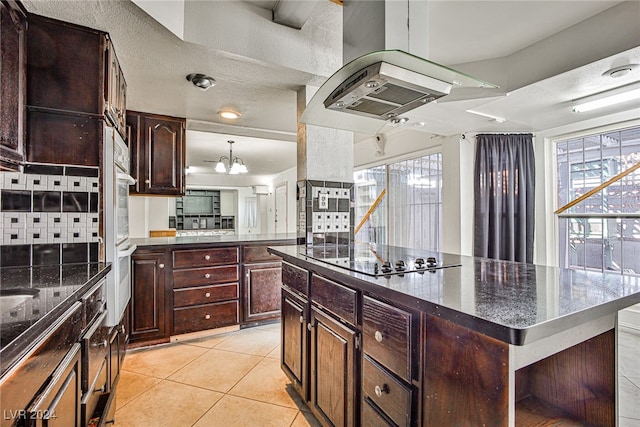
[{"xmin": 300, "ymin": 0, "xmax": 498, "ymax": 135}]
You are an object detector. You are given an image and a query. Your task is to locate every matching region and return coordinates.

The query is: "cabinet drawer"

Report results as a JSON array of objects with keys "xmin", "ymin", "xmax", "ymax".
[
  {"xmin": 311, "ymin": 274, "xmax": 357, "ymax": 326},
  {"xmin": 81, "ymin": 311, "xmax": 110, "ymax": 393},
  {"xmin": 363, "ymin": 296, "xmax": 412, "ymax": 381},
  {"xmin": 362, "ymin": 355, "xmax": 412, "ymax": 427},
  {"xmin": 243, "ymin": 245, "xmax": 282, "ymax": 263},
  {"xmin": 362, "ymin": 398, "xmax": 394, "ymax": 427},
  {"xmin": 173, "ymin": 283, "xmax": 239, "ymax": 308},
  {"xmin": 81, "ymin": 279, "xmax": 105, "ymax": 329},
  {"xmin": 282, "ymin": 262, "xmax": 308, "ymax": 296},
  {"xmin": 26, "ymin": 343, "xmax": 82, "ymax": 427},
  {"xmin": 173, "ymin": 301, "xmax": 238, "ymax": 335},
  {"xmin": 173, "ymin": 265, "xmax": 238, "ymax": 288},
  {"xmin": 81, "ymin": 357, "xmax": 108, "ymax": 427},
  {"xmin": 173, "ymin": 247, "xmax": 238, "ymax": 268}
]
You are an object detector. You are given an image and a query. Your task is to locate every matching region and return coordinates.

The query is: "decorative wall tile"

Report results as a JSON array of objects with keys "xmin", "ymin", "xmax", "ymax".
[{"xmin": 0, "ymin": 165, "xmax": 100, "ymax": 258}]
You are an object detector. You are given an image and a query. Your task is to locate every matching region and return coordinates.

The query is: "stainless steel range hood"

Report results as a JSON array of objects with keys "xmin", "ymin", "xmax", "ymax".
[
  {"xmin": 301, "ymin": 50, "xmax": 497, "ymax": 134},
  {"xmin": 300, "ymin": 1, "xmax": 498, "ymax": 135}
]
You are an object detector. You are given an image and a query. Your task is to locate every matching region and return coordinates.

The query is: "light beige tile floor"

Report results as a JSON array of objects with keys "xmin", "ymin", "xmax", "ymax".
[
  {"xmin": 113, "ymin": 322, "xmax": 640, "ymax": 427},
  {"xmin": 113, "ymin": 322, "xmax": 321, "ymax": 427}
]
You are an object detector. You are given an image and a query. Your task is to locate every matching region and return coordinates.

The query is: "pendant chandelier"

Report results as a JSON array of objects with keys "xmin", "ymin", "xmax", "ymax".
[{"xmin": 215, "ymin": 140, "xmax": 248, "ymax": 174}]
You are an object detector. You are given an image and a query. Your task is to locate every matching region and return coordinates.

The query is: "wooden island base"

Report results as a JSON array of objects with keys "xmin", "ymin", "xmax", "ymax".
[{"xmin": 424, "ymin": 314, "xmax": 615, "ymax": 426}]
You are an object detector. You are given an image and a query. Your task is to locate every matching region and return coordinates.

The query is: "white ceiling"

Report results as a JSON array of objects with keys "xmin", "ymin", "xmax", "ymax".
[{"xmin": 21, "ymin": 0, "xmax": 640, "ymax": 179}]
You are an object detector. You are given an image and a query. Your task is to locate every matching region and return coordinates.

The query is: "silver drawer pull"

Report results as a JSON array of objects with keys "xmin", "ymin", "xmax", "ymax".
[
  {"xmin": 205, "ymin": 314, "xmax": 211, "ymax": 320},
  {"xmin": 94, "ymin": 384, "xmax": 107, "ymax": 394},
  {"xmin": 374, "ymin": 384, "xmax": 389, "ymax": 397},
  {"xmin": 92, "ymin": 340, "xmax": 108, "ymax": 348},
  {"xmin": 159, "ymin": 263, "xmax": 165, "ymax": 269},
  {"xmin": 204, "ymin": 255, "xmax": 211, "ymax": 260},
  {"xmin": 205, "ymin": 292, "xmax": 211, "ymax": 298},
  {"xmin": 205, "ymin": 273, "xmax": 211, "ymax": 279},
  {"xmin": 299, "ymin": 315, "xmax": 304, "ymax": 324},
  {"xmin": 307, "ymin": 323, "xmax": 312, "ymax": 331},
  {"xmin": 375, "ymin": 331, "xmax": 383, "ymax": 343}
]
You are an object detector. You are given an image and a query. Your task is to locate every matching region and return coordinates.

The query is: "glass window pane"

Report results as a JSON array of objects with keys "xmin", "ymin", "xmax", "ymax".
[{"xmin": 556, "ymin": 125, "xmax": 640, "ymax": 277}]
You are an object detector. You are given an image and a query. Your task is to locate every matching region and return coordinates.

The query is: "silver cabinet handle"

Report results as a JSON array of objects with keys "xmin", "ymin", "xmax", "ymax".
[
  {"xmin": 145, "ymin": 179, "xmax": 150, "ymax": 184},
  {"xmin": 205, "ymin": 314, "xmax": 211, "ymax": 320},
  {"xmin": 375, "ymin": 331, "xmax": 383, "ymax": 343},
  {"xmin": 205, "ymin": 292, "xmax": 211, "ymax": 298},
  {"xmin": 299, "ymin": 316, "xmax": 304, "ymax": 324},
  {"xmin": 205, "ymin": 273, "xmax": 211, "ymax": 279},
  {"xmin": 204, "ymin": 255, "xmax": 211, "ymax": 260},
  {"xmin": 159, "ymin": 263, "xmax": 165, "ymax": 269},
  {"xmin": 307, "ymin": 323, "xmax": 312, "ymax": 331},
  {"xmin": 374, "ymin": 384, "xmax": 389, "ymax": 397}
]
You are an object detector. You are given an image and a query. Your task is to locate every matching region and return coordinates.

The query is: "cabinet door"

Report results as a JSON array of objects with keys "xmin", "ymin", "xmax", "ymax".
[
  {"xmin": 0, "ymin": 0, "xmax": 26, "ymax": 170},
  {"xmin": 104, "ymin": 40, "xmax": 119, "ymax": 128},
  {"xmin": 243, "ymin": 262, "xmax": 282, "ymax": 323},
  {"xmin": 130, "ymin": 250, "xmax": 170, "ymax": 344},
  {"xmin": 281, "ymin": 288, "xmax": 308, "ymax": 401},
  {"xmin": 310, "ymin": 306, "xmax": 357, "ymax": 427},
  {"xmin": 27, "ymin": 343, "xmax": 82, "ymax": 427},
  {"xmin": 143, "ymin": 115, "xmax": 184, "ymax": 195}
]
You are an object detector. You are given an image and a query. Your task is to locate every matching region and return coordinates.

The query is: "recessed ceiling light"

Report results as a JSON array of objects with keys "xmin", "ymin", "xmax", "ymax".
[
  {"xmin": 186, "ymin": 73, "xmax": 216, "ymax": 91},
  {"xmin": 218, "ymin": 110, "xmax": 242, "ymax": 120}
]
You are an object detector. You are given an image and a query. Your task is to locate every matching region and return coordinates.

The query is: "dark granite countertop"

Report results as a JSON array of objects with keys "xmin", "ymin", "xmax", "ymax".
[
  {"xmin": 0, "ymin": 262, "xmax": 111, "ymax": 376},
  {"xmin": 269, "ymin": 245, "xmax": 640, "ymax": 346},
  {"xmin": 131, "ymin": 233, "xmax": 297, "ymax": 248}
]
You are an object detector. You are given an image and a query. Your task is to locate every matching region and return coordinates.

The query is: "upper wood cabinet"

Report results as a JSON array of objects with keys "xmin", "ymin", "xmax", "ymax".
[
  {"xmin": 24, "ymin": 14, "xmax": 127, "ymax": 166},
  {"xmin": 127, "ymin": 111, "xmax": 186, "ymax": 196},
  {"xmin": 0, "ymin": 0, "xmax": 27, "ymax": 171},
  {"xmin": 104, "ymin": 38, "xmax": 127, "ymax": 137}
]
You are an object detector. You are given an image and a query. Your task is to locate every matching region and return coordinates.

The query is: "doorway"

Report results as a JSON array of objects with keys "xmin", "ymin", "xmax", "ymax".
[{"xmin": 275, "ymin": 182, "xmax": 287, "ymax": 233}]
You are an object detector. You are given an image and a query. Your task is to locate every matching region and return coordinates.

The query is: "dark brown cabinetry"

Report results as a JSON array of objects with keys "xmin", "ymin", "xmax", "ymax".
[
  {"xmin": 0, "ymin": 0, "xmax": 26, "ymax": 171},
  {"xmin": 279, "ymin": 262, "xmax": 423, "ymax": 427},
  {"xmin": 172, "ymin": 247, "xmax": 239, "ymax": 335},
  {"xmin": 243, "ymin": 245, "xmax": 283, "ymax": 324},
  {"xmin": 129, "ymin": 249, "xmax": 170, "ymax": 345},
  {"xmin": 361, "ymin": 296, "xmax": 418, "ymax": 426},
  {"xmin": 281, "ymin": 262, "xmax": 359, "ymax": 427},
  {"xmin": 25, "ymin": 15, "xmax": 109, "ymax": 166},
  {"xmin": 127, "ymin": 111, "xmax": 185, "ymax": 196},
  {"xmin": 104, "ymin": 38, "xmax": 126, "ymax": 137},
  {"xmin": 26, "ymin": 344, "xmax": 82, "ymax": 427},
  {"xmin": 309, "ymin": 305, "xmax": 357, "ymax": 427},
  {"xmin": 281, "ymin": 286, "xmax": 308, "ymax": 401}
]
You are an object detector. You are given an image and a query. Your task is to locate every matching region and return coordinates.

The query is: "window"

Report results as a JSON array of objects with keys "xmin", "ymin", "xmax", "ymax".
[
  {"xmin": 354, "ymin": 153, "xmax": 442, "ymax": 251},
  {"xmin": 556, "ymin": 126, "xmax": 640, "ymax": 276}
]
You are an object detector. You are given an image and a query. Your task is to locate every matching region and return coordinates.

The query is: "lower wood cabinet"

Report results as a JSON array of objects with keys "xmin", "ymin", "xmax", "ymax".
[
  {"xmin": 243, "ymin": 262, "xmax": 282, "ymax": 323},
  {"xmin": 173, "ymin": 300, "xmax": 239, "ymax": 335},
  {"xmin": 281, "ymin": 287, "xmax": 308, "ymax": 401},
  {"xmin": 26, "ymin": 343, "xmax": 82, "ymax": 427},
  {"xmin": 309, "ymin": 305, "xmax": 358, "ymax": 427},
  {"xmin": 130, "ymin": 249, "xmax": 169, "ymax": 345}
]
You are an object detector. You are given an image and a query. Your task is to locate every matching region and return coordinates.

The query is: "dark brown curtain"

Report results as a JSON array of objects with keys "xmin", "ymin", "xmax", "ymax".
[{"xmin": 473, "ymin": 133, "xmax": 535, "ymax": 263}]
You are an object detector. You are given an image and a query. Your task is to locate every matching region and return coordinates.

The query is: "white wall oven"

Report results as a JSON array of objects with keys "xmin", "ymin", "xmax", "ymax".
[{"xmin": 104, "ymin": 126, "xmax": 136, "ymax": 326}]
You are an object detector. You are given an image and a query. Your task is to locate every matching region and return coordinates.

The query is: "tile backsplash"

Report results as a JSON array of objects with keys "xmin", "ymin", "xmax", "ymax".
[
  {"xmin": 297, "ymin": 179, "xmax": 354, "ymax": 246},
  {"xmin": 0, "ymin": 165, "xmax": 100, "ymax": 266}
]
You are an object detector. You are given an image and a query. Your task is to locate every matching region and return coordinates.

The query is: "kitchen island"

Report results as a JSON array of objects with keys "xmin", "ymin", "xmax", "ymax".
[
  {"xmin": 269, "ymin": 244, "xmax": 640, "ymax": 426},
  {"xmin": 128, "ymin": 233, "xmax": 297, "ymax": 346}
]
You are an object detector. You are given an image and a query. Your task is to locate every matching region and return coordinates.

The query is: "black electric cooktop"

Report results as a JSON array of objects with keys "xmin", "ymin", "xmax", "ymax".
[{"xmin": 300, "ymin": 244, "xmax": 462, "ymax": 277}]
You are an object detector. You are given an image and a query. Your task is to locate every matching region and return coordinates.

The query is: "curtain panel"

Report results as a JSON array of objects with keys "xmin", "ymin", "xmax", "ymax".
[{"xmin": 473, "ymin": 133, "xmax": 535, "ymax": 263}]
